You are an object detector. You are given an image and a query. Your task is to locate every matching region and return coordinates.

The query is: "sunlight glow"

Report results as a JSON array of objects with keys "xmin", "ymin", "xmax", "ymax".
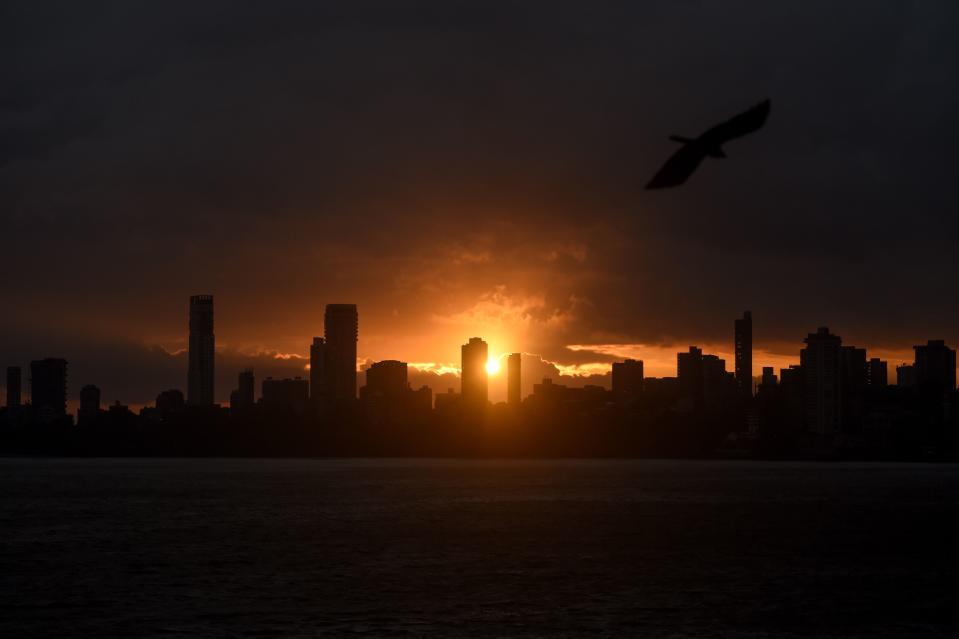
[
  {"xmin": 485, "ymin": 357, "xmax": 501, "ymax": 375},
  {"xmin": 409, "ymin": 362, "xmax": 461, "ymax": 376}
]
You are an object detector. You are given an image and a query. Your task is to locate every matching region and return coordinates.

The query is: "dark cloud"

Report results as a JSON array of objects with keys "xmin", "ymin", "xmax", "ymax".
[
  {"xmin": 0, "ymin": 325, "xmax": 314, "ymax": 409},
  {"xmin": 3, "ymin": 1, "xmax": 958, "ymax": 403}
]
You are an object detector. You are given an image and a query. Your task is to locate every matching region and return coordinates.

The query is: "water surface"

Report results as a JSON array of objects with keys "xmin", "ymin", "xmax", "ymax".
[{"xmin": 1, "ymin": 459, "xmax": 957, "ymax": 637}]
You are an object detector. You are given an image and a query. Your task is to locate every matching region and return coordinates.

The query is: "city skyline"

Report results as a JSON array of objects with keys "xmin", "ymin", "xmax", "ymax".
[
  {"xmin": 5, "ymin": 292, "xmax": 955, "ymax": 462},
  {"xmin": 2, "ymin": 294, "xmax": 955, "ymax": 416},
  {"xmin": 2, "ymin": 292, "xmax": 945, "ymax": 412}
]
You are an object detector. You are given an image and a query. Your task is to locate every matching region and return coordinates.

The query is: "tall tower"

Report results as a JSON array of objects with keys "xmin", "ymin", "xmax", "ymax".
[
  {"xmin": 612, "ymin": 359, "xmax": 644, "ymax": 401},
  {"xmin": 188, "ymin": 295, "xmax": 215, "ymax": 406},
  {"xmin": 238, "ymin": 369, "xmax": 255, "ymax": 405},
  {"xmin": 230, "ymin": 369, "xmax": 255, "ymax": 413},
  {"xmin": 734, "ymin": 310, "xmax": 752, "ymax": 398},
  {"xmin": 30, "ymin": 358, "xmax": 68, "ymax": 418},
  {"xmin": 309, "ymin": 337, "xmax": 326, "ymax": 411},
  {"xmin": 507, "ymin": 353, "xmax": 522, "ymax": 407},
  {"xmin": 79, "ymin": 384, "xmax": 101, "ymax": 413},
  {"xmin": 6, "ymin": 366, "xmax": 21, "ymax": 408},
  {"xmin": 896, "ymin": 364, "xmax": 916, "ymax": 388},
  {"xmin": 800, "ymin": 327, "xmax": 843, "ymax": 437},
  {"xmin": 461, "ymin": 337, "xmax": 488, "ymax": 406},
  {"xmin": 78, "ymin": 384, "xmax": 101, "ymax": 425},
  {"xmin": 324, "ymin": 304, "xmax": 358, "ymax": 405},
  {"xmin": 867, "ymin": 358, "xmax": 888, "ymax": 387},
  {"xmin": 913, "ymin": 340, "xmax": 957, "ymax": 394},
  {"xmin": 677, "ymin": 346, "xmax": 704, "ymax": 409},
  {"xmin": 365, "ymin": 360, "xmax": 409, "ymax": 399}
]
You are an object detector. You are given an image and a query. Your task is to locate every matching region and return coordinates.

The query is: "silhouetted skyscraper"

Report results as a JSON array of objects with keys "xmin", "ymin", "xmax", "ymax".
[
  {"xmin": 324, "ymin": 304, "xmax": 358, "ymax": 406},
  {"xmin": 840, "ymin": 345, "xmax": 868, "ymax": 432},
  {"xmin": 461, "ymin": 337, "xmax": 488, "ymax": 407},
  {"xmin": 364, "ymin": 360, "xmax": 408, "ymax": 399},
  {"xmin": 78, "ymin": 384, "xmax": 101, "ymax": 425},
  {"xmin": 867, "ymin": 358, "xmax": 888, "ymax": 387},
  {"xmin": 188, "ymin": 295, "xmax": 215, "ymax": 406},
  {"xmin": 508, "ymin": 353, "xmax": 522, "ymax": 407},
  {"xmin": 734, "ymin": 311, "xmax": 752, "ymax": 398},
  {"xmin": 702, "ymin": 354, "xmax": 736, "ymax": 409},
  {"xmin": 677, "ymin": 346, "xmax": 704, "ymax": 409},
  {"xmin": 361, "ymin": 360, "xmax": 416, "ymax": 425},
  {"xmin": 156, "ymin": 389, "xmax": 185, "ymax": 418},
  {"xmin": 800, "ymin": 327, "xmax": 842, "ymax": 437},
  {"xmin": 913, "ymin": 340, "xmax": 956, "ymax": 394},
  {"xmin": 779, "ymin": 364, "xmax": 805, "ymax": 431},
  {"xmin": 410, "ymin": 385, "xmax": 432, "ymax": 415},
  {"xmin": 434, "ymin": 388, "xmax": 460, "ymax": 413},
  {"xmin": 761, "ymin": 366, "xmax": 777, "ymax": 388},
  {"xmin": 79, "ymin": 384, "xmax": 101, "ymax": 412},
  {"xmin": 840, "ymin": 346, "xmax": 868, "ymax": 393},
  {"xmin": 262, "ymin": 377, "xmax": 310, "ymax": 414},
  {"xmin": 896, "ymin": 364, "xmax": 917, "ymax": 388},
  {"xmin": 230, "ymin": 369, "xmax": 255, "ymax": 413},
  {"xmin": 309, "ymin": 337, "xmax": 327, "ymax": 411},
  {"xmin": 612, "ymin": 359, "xmax": 643, "ymax": 402},
  {"xmin": 30, "ymin": 358, "xmax": 68, "ymax": 419},
  {"xmin": 6, "ymin": 366, "xmax": 20, "ymax": 408}
]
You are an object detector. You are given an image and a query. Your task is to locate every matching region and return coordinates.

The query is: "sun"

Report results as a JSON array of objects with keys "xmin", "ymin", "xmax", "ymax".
[{"xmin": 485, "ymin": 357, "xmax": 501, "ymax": 375}]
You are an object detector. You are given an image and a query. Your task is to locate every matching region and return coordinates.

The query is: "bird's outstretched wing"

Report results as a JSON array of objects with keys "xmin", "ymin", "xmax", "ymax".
[
  {"xmin": 645, "ymin": 143, "xmax": 706, "ymax": 189},
  {"xmin": 700, "ymin": 99, "xmax": 770, "ymax": 145}
]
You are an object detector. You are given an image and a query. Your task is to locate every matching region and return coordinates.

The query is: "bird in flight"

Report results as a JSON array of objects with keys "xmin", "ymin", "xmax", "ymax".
[{"xmin": 645, "ymin": 99, "xmax": 770, "ymax": 189}]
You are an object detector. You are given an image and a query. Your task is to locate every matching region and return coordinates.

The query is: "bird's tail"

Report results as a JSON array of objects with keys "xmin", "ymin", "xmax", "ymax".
[{"xmin": 669, "ymin": 135, "xmax": 694, "ymax": 144}]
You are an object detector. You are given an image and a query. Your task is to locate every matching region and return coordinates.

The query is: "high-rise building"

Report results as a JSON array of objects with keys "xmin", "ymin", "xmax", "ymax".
[
  {"xmin": 532, "ymin": 377, "xmax": 564, "ymax": 402},
  {"xmin": 643, "ymin": 376, "xmax": 680, "ymax": 405},
  {"xmin": 734, "ymin": 311, "xmax": 752, "ymax": 398},
  {"xmin": 677, "ymin": 346, "xmax": 704, "ymax": 409},
  {"xmin": 913, "ymin": 340, "xmax": 957, "ymax": 393},
  {"xmin": 434, "ymin": 388, "xmax": 460, "ymax": 414},
  {"xmin": 364, "ymin": 360, "xmax": 408, "ymax": 399},
  {"xmin": 761, "ymin": 366, "xmax": 777, "ymax": 388},
  {"xmin": 410, "ymin": 385, "xmax": 433, "ymax": 415},
  {"xmin": 261, "ymin": 377, "xmax": 310, "ymax": 414},
  {"xmin": 361, "ymin": 360, "xmax": 410, "ymax": 424},
  {"xmin": 30, "ymin": 358, "xmax": 68, "ymax": 419},
  {"xmin": 896, "ymin": 364, "xmax": 917, "ymax": 388},
  {"xmin": 840, "ymin": 346, "xmax": 867, "ymax": 392},
  {"xmin": 611, "ymin": 359, "xmax": 643, "ymax": 402},
  {"xmin": 78, "ymin": 384, "xmax": 101, "ymax": 425},
  {"xmin": 507, "ymin": 353, "xmax": 522, "ymax": 407},
  {"xmin": 779, "ymin": 364, "xmax": 805, "ymax": 431},
  {"xmin": 800, "ymin": 327, "xmax": 843, "ymax": 437},
  {"xmin": 677, "ymin": 346, "xmax": 739, "ymax": 411},
  {"xmin": 867, "ymin": 358, "xmax": 888, "ymax": 387},
  {"xmin": 461, "ymin": 337, "xmax": 488, "ymax": 407},
  {"xmin": 324, "ymin": 304, "xmax": 358, "ymax": 406},
  {"xmin": 188, "ymin": 295, "xmax": 215, "ymax": 406},
  {"xmin": 6, "ymin": 366, "xmax": 21, "ymax": 408},
  {"xmin": 156, "ymin": 389, "xmax": 185, "ymax": 418},
  {"xmin": 840, "ymin": 345, "xmax": 868, "ymax": 431},
  {"xmin": 702, "ymin": 354, "xmax": 736, "ymax": 408},
  {"xmin": 309, "ymin": 337, "xmax": 327, "ymax": 411},
  {"xmin": 239, "ymin": 369, "xmax": 254, "ymax": 405},
  {"xmin": 230, "ymin": 369, "xmax": 255, "ymax": 413},
  {"xmin": 79, "ymin": 384, "xmax": 101, "ymax": 412}
]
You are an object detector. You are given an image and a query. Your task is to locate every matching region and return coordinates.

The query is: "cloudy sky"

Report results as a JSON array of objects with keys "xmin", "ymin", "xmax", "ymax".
[{"xmin": 3, "ymin": 1, "xmax": 958, "ymax": 406}]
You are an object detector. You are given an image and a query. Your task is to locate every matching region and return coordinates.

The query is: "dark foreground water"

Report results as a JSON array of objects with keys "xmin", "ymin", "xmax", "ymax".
[{"xmin": 2, "ymin": 459, "xmax": 958, "ymax": 638}]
